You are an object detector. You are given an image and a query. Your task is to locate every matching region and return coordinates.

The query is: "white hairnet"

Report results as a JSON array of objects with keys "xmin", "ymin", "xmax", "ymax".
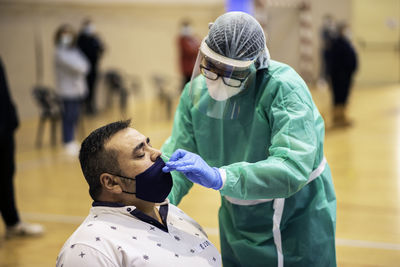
[{"xmin": 205, "ymin": 12, "xmax": 270, "ymax": 70}]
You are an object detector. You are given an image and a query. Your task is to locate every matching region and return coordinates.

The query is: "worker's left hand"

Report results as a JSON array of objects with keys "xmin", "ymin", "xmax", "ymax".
[{"xmin": 162, "ymin": 149, "xmax": 223, "ymax": 190}]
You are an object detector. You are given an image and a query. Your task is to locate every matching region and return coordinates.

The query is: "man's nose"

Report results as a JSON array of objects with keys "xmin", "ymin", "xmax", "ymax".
[{"xmin": 150, "ymin": 148, "xmax": 162, "ymax": 161}]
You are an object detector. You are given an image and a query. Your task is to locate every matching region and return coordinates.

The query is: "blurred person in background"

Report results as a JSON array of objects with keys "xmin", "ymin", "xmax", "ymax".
[
  {"xmin": 177, "ymin": 19, "xmax": 200, "ymax": 91},
  {"xmin": 0, "ymin": 56, "xmax": 44, "ymax": 238},
  {"xmin": 162, "ymin": 12, "xmax": 336, "ymax": 266},
  {"xmin": 54, "ymin": 24, "xmax": 89, "ymax": 156},
  {"xmin": 77, "ymin": 18, "xmax": 105, "ymax": 115},
  {"xmin": 319, "ymin": 14, "xmax": 336, "ymax": 86},
  {"xmin": 329, "ymin": 22, "xmax": 358, "ymax": 127},
  {"xmin": 56, "ymin": 120, "xmax": 221, "ymax": 266}
]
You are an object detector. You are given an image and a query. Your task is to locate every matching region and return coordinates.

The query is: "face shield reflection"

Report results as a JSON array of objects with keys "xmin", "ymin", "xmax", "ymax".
[
  {"xmin": 188, "ymin": 40, "xmax": 257, "ymax": 120},
  {"xmin": 199, "ymin": 57, "xmax": 251, "ymax": 88}
]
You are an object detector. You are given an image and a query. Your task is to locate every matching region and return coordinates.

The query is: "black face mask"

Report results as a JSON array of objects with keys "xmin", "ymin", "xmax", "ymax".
[{"xmin": 112, "ymin": 157, "xmax": 173, "ymax": 203}]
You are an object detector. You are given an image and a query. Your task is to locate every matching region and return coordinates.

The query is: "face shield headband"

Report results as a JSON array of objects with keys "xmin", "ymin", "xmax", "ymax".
[{"xmin": 111, "ymin": 157, "xmax": 173, "ymax": 203}]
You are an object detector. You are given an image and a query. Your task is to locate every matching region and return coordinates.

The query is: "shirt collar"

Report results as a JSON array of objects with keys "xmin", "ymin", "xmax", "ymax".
[
  {"xmin": 91, "ymin": 200, "xmax": 169, "ymax": 233},
  {"xmin": 92, "ymin": 201, "xmax": 125, "ymax": 207}
]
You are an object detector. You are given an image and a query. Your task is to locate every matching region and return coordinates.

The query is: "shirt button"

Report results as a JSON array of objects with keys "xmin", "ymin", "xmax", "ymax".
[{"xmin": 127, "ymin": 208, "xmax": 132, "ymax": 212}]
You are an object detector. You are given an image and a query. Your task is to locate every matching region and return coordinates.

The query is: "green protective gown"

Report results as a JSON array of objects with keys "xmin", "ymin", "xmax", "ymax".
[{"xmin": 162, "ymin": 60, "xmax": 337, "ymax": 267}]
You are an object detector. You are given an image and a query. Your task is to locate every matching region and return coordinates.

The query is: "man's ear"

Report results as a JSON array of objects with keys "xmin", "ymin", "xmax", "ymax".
[{"xmin": 100, "ymin": 173, "xmax": 122, "ymax": 194}]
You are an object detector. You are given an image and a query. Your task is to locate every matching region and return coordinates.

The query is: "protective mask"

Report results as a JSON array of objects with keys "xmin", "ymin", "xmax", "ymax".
[
  {"xmin": 84, "ymin": 24, "xmax": 95, "ymax": 35},
  {"xmin": 344, "ymin": 29, "xmax": 352, "ymax": 40},
  {"xmin": 206, "ymin": 77, "xmax": 244, "ymax": 101},
  {"xmin": 60, "ymin": 34, "xmax": 72, "ymax": 47},
  {"xmin": 114, "ymin": 157, "xmax": 173, "ymax": 203},
  {"xmin": 181, "ymin": 25, "xmax": 193, "ymax": 36}
]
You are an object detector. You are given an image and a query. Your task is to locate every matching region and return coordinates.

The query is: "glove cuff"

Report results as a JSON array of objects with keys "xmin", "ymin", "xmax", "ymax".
[{"xmin": 211, "ymin": 167, "xmax": 223, "ymax": 190}]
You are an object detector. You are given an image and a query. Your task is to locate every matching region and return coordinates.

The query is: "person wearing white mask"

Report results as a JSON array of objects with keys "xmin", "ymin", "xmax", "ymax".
[
  {"xmin": 162, "ymin": 12, "xmax": 337, "ymax": 266},
  {"xmin": 54, "ymin": 24, "xmax": 89, "ymax": 156}
]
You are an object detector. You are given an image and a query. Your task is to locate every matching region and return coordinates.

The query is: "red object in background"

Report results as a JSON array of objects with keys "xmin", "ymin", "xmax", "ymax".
[{"xmin": 178, "ymin": 35, "xmax": 200, "ymax": 77}]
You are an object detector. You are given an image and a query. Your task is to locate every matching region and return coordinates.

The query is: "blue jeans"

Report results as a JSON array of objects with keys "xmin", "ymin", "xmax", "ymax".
[{"xmin": 62, "ymin": 99, "xmax": 81, "ymax": 144}]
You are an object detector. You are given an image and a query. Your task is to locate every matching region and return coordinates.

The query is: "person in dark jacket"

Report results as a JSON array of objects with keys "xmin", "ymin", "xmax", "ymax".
[
  {"xmin": 0, "ymin": 56, "xmax": 44, "ymax": 238},
  {"xmin": 329, "ymin": 22, "xmax": 358, "ymax": 127},
  {"xmin": 320, "ymin": 14, "xmax": 336, "ymax": 83},
  {"xmin": 77, "ymin": 18, "xmax": 104, "ymax": 115}
]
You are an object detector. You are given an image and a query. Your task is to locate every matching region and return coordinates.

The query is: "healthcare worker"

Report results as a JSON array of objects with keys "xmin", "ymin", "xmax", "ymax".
[{"xmin": 162, "ymin": 12, "xmax": 336, "ymax": 267}]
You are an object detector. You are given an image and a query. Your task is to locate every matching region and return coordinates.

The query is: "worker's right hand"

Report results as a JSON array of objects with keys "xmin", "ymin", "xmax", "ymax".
[{"xmin": 162, "ymin": 149, "xmax": 223, "ymax": 190}]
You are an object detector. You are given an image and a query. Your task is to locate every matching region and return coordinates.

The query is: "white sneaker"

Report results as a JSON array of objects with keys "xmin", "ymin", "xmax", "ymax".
[
  {"xmin": 64, "ymin": 141, "xmax": 80, "ymax": 156},
  {"xmin": 6, "ymin": 221, "xmax": 45, "ymax": 239}
]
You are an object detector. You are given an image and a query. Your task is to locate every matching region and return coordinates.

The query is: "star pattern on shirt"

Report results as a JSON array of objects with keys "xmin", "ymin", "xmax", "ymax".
[{"xmin": 61, "ymin": 206, "xmax": 222, "ymax": 266}]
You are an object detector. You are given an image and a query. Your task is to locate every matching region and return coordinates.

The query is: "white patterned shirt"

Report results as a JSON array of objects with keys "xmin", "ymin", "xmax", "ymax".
[{"xmin": 56, "ymin": 200, "xmax": 221, "ymax": 267}]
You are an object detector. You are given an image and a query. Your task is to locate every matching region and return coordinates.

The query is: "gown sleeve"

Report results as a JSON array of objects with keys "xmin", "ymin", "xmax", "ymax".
[
  {"xmin": 220, "ymin": 77, "xmax": 319, "ymax": 200},
  {"xmin": 162, "ymin": 85, "xmax": 197, "ymax": 205}
]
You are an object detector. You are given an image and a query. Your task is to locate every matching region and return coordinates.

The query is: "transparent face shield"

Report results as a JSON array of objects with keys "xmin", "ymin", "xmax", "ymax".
[{"xmin": 189, "ymin": 40, "xmax": 257, "ymax": 120}]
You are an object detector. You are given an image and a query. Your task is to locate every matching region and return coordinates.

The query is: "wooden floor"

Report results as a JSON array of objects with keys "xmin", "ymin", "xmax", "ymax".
[{"xmin": 0, "ymin": 84, "xmax": 400, "ymax": 266}]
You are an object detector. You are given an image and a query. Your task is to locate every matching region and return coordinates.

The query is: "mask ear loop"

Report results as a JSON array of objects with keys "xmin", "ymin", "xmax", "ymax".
[{"xmin": 112, "ymin": 174, "xmax": 137, "ymax": 195}]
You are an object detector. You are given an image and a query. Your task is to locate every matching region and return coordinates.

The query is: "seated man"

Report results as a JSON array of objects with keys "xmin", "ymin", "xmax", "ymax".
[{"xmin": 56, "ymin": 120, "xmax": 221, "ymax": 267}]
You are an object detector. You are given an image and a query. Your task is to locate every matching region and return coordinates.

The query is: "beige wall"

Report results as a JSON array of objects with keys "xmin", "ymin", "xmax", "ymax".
[
  {"xmin": 263, "ymin": 0, "xmax": 352, "ymax": 78},
  {"xmin": 0, "ymin": 2, "xmax": 224, "ymax": 119},
  {"xmin": 352, "ymin": 0, "xmax": 400, "ymax": 85},
  {"xmin": 0, "ymin": 0, "xmax": 398, "ymax": 119}
]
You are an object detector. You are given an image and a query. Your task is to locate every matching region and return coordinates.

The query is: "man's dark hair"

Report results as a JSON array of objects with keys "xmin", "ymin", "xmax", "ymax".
[{"xmin": 79, "ymin": 120, "xmax": 131, "ymax": 200}]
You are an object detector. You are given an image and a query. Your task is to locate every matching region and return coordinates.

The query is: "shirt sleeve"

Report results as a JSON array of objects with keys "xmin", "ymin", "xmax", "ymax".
[
  {"xmin": 56, "ymin": 49, "xmax": 89, "ymax": 74},
  {"xmin": 220, "ymin": 81, "xmax": 319, "ymax": 200},
  {"xmin": 56, "ymin": 243, "xmax": 117, "ymax": 267}
]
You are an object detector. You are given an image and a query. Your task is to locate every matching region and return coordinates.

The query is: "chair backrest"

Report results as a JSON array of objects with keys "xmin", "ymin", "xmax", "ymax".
[
  {"xmin": 32, "ymin": 86, "xmax": 61, "ymax": 117},
  {"xmin": 104, "ymin": 70, "xmax": 124, "ymax": 91}
]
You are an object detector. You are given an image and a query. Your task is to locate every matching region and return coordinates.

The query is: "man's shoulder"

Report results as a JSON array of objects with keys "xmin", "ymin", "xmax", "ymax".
[
  {"xmin": 167, "ymin": 202, "xmax": 186, "ymax": 216},
  {"xmin": 61, "ymin": 213, "xmax": 139, "ymax": 256}
]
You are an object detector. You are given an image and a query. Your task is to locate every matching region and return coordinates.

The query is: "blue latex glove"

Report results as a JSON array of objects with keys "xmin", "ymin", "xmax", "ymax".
[{"xmin": 162, "ymin": 149, "xmax": 223, "ymax": 190}]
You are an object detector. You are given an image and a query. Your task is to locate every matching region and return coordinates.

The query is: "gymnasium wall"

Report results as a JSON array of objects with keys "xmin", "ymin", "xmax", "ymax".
[
  {"xmin": 0, "ymin": 0, "xmax": 398, "ymax": 119},
  {"xmin": 0, "ymin": 1, "xmax": 225, "ymax": 119}
]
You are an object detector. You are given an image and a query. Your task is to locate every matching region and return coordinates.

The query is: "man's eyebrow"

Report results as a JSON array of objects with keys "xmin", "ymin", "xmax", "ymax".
[
  {"xmin": 133, "ymin": 142, "xmax": 145, "ymax": 154},
  {"xmin": 132, "ymin": 137, "xmax": 150, "ymax": 154}
]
